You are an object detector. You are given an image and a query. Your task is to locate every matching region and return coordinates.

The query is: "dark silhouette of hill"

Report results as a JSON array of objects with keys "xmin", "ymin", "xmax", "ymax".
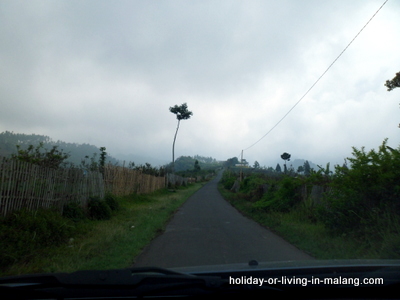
[{"xmin": 0, "ymin": 131, "xmax": 119, "ymax": 166}]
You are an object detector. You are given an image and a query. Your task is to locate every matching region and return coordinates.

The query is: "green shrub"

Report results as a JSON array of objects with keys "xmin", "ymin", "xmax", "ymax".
[
  {"xmin": 105, "ymin": 193, "xmax": 119, "ymax": 211},
  {"xmin": 315, "ymin": 188, "xmax": 363, "ymax": 234},
  {"xmin": 63, "ymin": 201, "xmax": 87, "ymax": 222},
  {"xmin": 0, "ymin": 208, "xmax": 75, "ymax": 268},
  {"xmin": 220, "ymin": 171, "xmax": 237, "ymax": 190},
  {"xmin": 253, "ymin": 182, "xmax": 277, "ymax": 210},
  {"xmin": 224, "ymin": 177, "xmax": 236, "ymax": 190},
  {"xmin": 253, "ymin": 176, "xmax": 302, "ymax": 212},
  {"xmin": 240, "ymin": 174, "xmax": 267, "ymax": 194},
  {"xmin": 87, "ymin": 196, "xmax": 112, "ymax": 220},
  {"xmin": 333, "ymin": 139, "xmax": 400, "ymax": 213},
  {"xmin": 316, "ymin": 139, "xmax": 400, "ymax": 235}
]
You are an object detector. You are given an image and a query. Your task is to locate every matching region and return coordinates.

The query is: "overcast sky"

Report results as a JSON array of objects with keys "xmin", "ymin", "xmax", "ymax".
[{"xmin": 1, "ymin": 0, "xmax": 399, "ymax": 168}]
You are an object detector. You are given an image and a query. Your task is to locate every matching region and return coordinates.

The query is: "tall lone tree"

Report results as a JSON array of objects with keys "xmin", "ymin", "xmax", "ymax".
[
  {"xmin": 280, "ymin": 152, "xmax": 291, "ymax": 174},
  {"xmin": 169, "ymin": 103, "xmax": 193, "ymax": 174}
]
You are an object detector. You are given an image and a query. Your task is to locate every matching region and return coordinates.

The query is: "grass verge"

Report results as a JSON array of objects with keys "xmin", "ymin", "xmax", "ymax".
[
  {"xmin": 1, "ymin": 183, "xmax": 203, "ymax": 276},
  {"xmin": 218, "ymin": 184, "xmax": 400, "ymax": 260}
]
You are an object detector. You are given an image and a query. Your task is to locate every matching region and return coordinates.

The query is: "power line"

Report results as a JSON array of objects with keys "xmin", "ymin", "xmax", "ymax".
[{"xmin": 242, "ymin": 0, "xmax": 389, "ymax": 153}]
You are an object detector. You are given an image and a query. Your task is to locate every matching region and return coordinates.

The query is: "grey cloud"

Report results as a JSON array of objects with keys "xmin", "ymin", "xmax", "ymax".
[{"xmin": 1, "ymin": 0, "xmax": 399, "ymax": 167}]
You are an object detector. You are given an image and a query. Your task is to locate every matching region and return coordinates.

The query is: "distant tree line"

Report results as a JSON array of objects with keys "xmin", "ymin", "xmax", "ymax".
[
  {"xmin": 164, "ymin": 155, "xmax": 221, "ymax": 173},
  {"xmin": 0, "ymin": 131, "xmax": 119, "ymax": 166},
  {"xmin": 0, "ymin": 131, "xmax": 221, "ymax": 177},
  {"xmin": 224, "ymin": 154, "xmax": 320, "ymax": 177}
]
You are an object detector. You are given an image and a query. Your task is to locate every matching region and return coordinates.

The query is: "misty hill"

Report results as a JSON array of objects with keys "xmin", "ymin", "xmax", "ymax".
[
  {"xmin": 285, "ymin": 159, "xmax": 318, "ymax": 172},
  {"xmin": 0, "ymin": 131, "xmax": 120, "ymax": 166},
  {"xmin": 0, "ymin": 132, "xmax": 221, "ymax": 172},
  {"xmin": 114, "ymin": 152, "xmax": 169, "ymax": 167},
  {"xmin": 168, "ymin": 155, "xmax": 221, "ymax": 172}
]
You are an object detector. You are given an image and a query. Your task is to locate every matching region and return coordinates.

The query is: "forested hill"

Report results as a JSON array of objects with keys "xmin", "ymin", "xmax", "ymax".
[
  {"xmin": 0, "ymin": 131, "xmax": 119, "ymax": 166},
  {"xmin": 0, "ymin": 132, "xmax": 222, "ymax": 171},
  {"xmin": 169, "ymin": 155, "xmax": 221, "ymax": 172}
]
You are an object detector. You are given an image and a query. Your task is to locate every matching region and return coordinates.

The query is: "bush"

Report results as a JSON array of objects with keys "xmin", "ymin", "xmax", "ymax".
[
  {"xmin": 316, "ymin": 139, "xmax": 400, "ymax": 235},
  {"xmin": 253, "ymin": 176, "xmax": 302, "ymax": 212},
  {"xmin": 333, "ymin": 139, "xmax": 400, "ymax": 213},
  {"xmin": 63, "ymin": 201, "xmax": 87, "ymax": 222},
  {"xmin": 253, "ymin": 182, "xmax": 277, "ymax": 210},
  {"xmin": 87, "ymin": 196, "xmax": 112, "ymax": 220},
  {"xmin": 315, "ymin": 188, "xmax": 363, "ymax": 234},
  {"xmin": 220, "ymin": 171, "xmax": 237, "ymax": 190},
  {"xmin": 0, "ymin": 208, "xmax": 75, "ymax": 268},
  {"xmin": 240, "ymin": 174, "xmax": 267, "ymax": 194},
  {"xmin": 105, "ymin": 193, "xmax": 119, "ymax": 211}
]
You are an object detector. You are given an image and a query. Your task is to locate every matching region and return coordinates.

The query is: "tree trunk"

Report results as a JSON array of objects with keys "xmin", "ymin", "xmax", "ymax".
[{"xmin": 172, "ymin": 120, "xmax": 180, "ymax": 174}]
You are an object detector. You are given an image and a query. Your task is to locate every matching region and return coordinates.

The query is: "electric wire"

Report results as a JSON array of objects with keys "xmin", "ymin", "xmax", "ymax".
[{"xmin": 241, "ymin": 0, "xmax": 389, "ymax": 154}]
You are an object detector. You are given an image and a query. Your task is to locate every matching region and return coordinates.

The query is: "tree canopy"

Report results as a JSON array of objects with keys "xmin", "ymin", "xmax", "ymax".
[
  {"xmin": 224, "ymin": 157, "xmax": 239, "ymax": 167},
  {"xmin": 169, "ymin": 103, "xmax": 193, "ymax": 121},
  {"xmin": 11, "ymin": 142, "xmax": 70, "ymax": 169},
  {"xmin": 385, "ymin": 72, "xmax": 400, "ymax": 91},
  {"xmin": 281, "ymin": 152, "xmax": 291, "ymax": 161},
  {"xmin": 384, "ymin": 71, "xmax": 400, "ymax": 128}
]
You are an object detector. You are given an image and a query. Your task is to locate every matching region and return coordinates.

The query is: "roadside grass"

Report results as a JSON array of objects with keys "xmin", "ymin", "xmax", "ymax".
[
  {"xmin": 1, "ymin": 183, "xmax": 203, "ymax": 276},
  {"xmin": 218, "ymin": 184, "xmax": 400, "ymax": 260}
]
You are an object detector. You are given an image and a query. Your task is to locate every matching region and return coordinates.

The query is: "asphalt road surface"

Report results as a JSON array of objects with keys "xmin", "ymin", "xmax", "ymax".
[{"xmin": 133, "ymin": 170, "xmax": 313, "ymax": 268}]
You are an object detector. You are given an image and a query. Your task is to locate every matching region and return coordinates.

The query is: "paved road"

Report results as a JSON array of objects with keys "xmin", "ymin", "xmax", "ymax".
[{"xmin": 133, "ymin": 171, "xmax": 313, "ymax": 268}]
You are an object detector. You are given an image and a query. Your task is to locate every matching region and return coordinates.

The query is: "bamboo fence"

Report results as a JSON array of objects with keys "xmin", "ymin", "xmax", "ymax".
[
  {"xmin": 166, "ymin": 173, "xmax": 188, "ymax": 187},
  {"xmin": 0, "ymin": 159, "xmax": 189, "ymax": 217},
  {"xmin": 0, "ymin": 158, "xmax": 104, "ymax": 217},
  {"xmin": 103, "ymin": 165, "xmax": 166, "ymax": 196}
]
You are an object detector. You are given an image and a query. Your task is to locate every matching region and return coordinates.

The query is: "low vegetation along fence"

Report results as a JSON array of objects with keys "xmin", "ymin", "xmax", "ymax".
[
  {"xmin": 0, "ymin": 159, "xmax": 104, "ymax": 217},
  {"xmin": 104, "ymin": 165, "xmax": 166, "ymax": 196},
  {"xmin": 0, "ymin": 159, "xmax": 193, "ymax": 217}
]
